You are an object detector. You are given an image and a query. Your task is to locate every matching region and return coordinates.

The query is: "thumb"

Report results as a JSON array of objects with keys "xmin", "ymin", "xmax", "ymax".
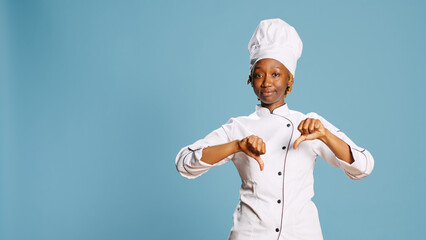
[
  {"xmin": 293, "ymin": 135, "xmax": 307, "ymax": 149},
  {"xmin": 255, "ymin": 156, "xmax": 264, "ymax": 171},
  {"xmin": 248, "ymin": 152, "xmax": 264, "ymax": 171}
]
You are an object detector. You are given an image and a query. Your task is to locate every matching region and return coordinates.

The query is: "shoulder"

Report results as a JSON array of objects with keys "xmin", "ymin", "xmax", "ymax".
[
  {"xmin": 288, "ymin": 108, "xmax": 339, "ymax": 130},
  {"xmin": 288, "ymin": 108, "xmax": 323, "ymax": 120},
  {"xmin": 219, "ymin": 111, "xmax": 253, "ymax": 126},
  {"xmin": 227, "ymin": 111, "xmax": 261, "ymax": 122},
  {"xmin": 220, "ymin": 110, "xmax": 265, "ymax": 132},
  {"xmin": 289, "ymin": 108, "xmax": 307, "ymax": 117},
  {"xmin": 305, "ymin": 111, "xmax": 321, "ymax": 119},
  {"xmin": 304, "ymin": 111, "xmax": 340, "ymax": 132}
]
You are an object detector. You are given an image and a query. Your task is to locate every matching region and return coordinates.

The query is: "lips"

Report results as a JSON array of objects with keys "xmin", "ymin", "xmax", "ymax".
[{"xmin": 261, "ymin": 90, "xmax": 274, "ymax": 96}]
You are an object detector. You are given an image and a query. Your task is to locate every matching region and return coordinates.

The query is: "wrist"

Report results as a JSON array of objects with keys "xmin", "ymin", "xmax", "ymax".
[
  {"xmin": 232, "ymin": 139, "xmax": 242, "ymax": 153},
  {"xmin": 319, "ymin": 128, "xmax": 332, "ymax": 144}
]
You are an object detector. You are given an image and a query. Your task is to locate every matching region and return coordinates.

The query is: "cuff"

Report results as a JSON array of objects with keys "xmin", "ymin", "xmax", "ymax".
[
  {"xmin": 188, "ymin": 144, "xmax": 213, "ymax": 167},
  {"xmin": 336, "ymin": 145, "xmax": 367, "ymax": 176}
]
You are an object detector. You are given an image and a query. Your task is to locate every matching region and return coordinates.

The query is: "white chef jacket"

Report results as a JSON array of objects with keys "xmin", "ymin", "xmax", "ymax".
[{"xmin": 175, "ymin": 104, "xmax": 374, "ymax": 240}]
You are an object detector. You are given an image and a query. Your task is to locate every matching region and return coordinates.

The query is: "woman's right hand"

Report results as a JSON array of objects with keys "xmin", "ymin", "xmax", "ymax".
[{"xmin": 238, "ymin": 135, "xmax": 266, "ymax": 171}]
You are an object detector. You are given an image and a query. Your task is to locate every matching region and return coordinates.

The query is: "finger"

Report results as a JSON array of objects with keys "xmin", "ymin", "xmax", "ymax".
[
  {"xmin": 293, "ymin": 135, "xmax": 306, "ymax": 149},
  {"xmin": 247, "ymin": 135, "xmax": 254, "ymax": 145},
  {"xmin": 256, "ymin": 138, "xmax": 263, "ymax": 154},
  {"xmin": 308, "ymin": 119, "xmax": 316, "ymax": 134},
  {"xmin": 248, "ymin": 136, "xmax": 257, "ymax": 153},
  {"xmin": 314, "ymin": 119, "xmax": 321, "ymax": 131},
  {"xmin": 246, "ymin": 136, "xmax": 253, "ymax": 151},
  {"xmin": 302, "ymin": 119, "xmax": 311, "ymax": 135},
  {"xmin": 316, "ymin": 119, "xmax": 325, "ymax": 132},
  {"xmin": 252, "ymin": 137, "xmax": 260, "ymax": 154},
  {"xmin": 298, "ymin": 120, "xmax": 305, "ymax": 133},
  {"xmin": 261, "ymin": 142, "xmax": 266, "ymax": 155}
]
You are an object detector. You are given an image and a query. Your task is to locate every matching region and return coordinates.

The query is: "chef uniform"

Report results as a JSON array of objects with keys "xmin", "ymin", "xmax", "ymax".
[{"xmin": 175, "ymin": 19, "xmax": 375, "ymax": 240}]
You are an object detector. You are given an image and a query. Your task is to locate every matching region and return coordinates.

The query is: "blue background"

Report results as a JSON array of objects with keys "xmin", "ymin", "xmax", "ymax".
[{"xmin": 1, "ymin": 0, "xmax": 425, "ymax": 239}]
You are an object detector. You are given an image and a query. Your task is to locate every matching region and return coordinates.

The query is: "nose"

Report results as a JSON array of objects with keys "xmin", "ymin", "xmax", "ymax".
[{"xmin": 261, "ymin": 74, "xmax": 272, "ymax": 87}]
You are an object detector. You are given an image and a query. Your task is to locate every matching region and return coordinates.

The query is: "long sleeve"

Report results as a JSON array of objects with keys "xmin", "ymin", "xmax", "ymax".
[
  {"xmin": 309, "ymin": 113, "xmax": 375, "ymax": 180},
  {"xmin": 175, "ymin": 119, "xmax": 234, "ymax": 179}
]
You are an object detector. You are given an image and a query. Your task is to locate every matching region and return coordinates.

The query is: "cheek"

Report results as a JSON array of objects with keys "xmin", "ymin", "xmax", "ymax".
[
  {"xmin": 253, "ymin": 88, "xmax": 260, "ymax": 97},
  {"xmin": 279, "ymin": 80, "xmax": 289, "ymax": 89},
  {"xmin": 252, "ymin": 84, "xmax": 261, "ymax": 94},
  {"xmin": 275, "ymin": 81, "xmax": 283, "ymax": 87}
]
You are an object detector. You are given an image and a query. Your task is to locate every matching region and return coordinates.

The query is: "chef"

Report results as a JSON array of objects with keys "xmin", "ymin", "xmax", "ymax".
[{"xmin": 175, "ymin": 18, "xmax": 374, "ymax": 240}]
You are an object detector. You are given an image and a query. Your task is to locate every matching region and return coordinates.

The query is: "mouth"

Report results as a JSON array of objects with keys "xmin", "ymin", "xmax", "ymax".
[{"xmin": 261, "ymin": 90, "xmax": 274, "ymax": 97}]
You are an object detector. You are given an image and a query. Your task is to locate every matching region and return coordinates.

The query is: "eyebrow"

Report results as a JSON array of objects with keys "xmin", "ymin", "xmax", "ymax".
[{"xmin": 254, "ymin": 66, "xmax": 282, "ymax": 70}]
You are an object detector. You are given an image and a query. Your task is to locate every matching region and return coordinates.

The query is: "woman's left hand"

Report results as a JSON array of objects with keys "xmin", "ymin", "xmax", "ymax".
[{"xmin": 293, "ymin": 118, "xmax": 327, "ymax": 149}]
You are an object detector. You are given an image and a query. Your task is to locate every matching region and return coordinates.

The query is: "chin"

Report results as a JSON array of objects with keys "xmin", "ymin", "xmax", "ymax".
[
  {"xmin": 262, "ymin": 96, "xmax": 277, "ymax": 102},
  {"xmin": 261, "ymin": 100, "xmax": 278, "ymax": 105}
]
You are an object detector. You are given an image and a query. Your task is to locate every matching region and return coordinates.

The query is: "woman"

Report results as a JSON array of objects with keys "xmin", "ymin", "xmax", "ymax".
[{"xmin": 175, "ymin": 18, "xmax": 374, "ymax": 240}]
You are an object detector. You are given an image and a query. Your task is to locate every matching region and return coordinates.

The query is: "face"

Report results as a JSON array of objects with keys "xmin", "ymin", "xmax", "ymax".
[{"xmin": 251, "ymin": 58, "xmax": 292, "ymax": 110}]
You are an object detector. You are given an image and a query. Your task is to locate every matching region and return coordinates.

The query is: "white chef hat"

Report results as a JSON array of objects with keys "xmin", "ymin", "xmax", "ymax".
[{"xmin": 248, "ymin": 18, "xmax": 303, "ymax": 77}]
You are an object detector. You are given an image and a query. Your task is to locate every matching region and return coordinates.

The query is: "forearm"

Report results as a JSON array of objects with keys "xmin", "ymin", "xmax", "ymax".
[
  {"xmin": 200, "ymin": 140, "xmax": 241, "ymax": 165},
  {"xmin": 319, "ymin": 129, "xmax": 354, "ymax": 164}
]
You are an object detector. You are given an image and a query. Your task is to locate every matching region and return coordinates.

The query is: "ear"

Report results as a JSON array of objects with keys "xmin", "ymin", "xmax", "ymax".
[
  {"xmin": 284, "ymin": 73, "xmax": 294, "ymax": 97},
  {"xmin": 247, "ymin": 74, "xmax": 253, "ymax": 85},
  {"xmin": 287, "ymin": 74, "xmax": 294, "ymax": 87}
]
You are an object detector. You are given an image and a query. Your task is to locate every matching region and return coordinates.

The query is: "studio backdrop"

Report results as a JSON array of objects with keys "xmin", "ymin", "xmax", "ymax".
[{"xmin": 1, "ymin": 0, "xmax": 425, "ymax": 239}]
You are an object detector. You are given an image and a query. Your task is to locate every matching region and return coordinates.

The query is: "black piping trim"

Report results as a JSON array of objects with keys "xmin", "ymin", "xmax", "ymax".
[
  {"xmin": 352, "ymin": 148, "xmax": 366, "ymax": 153},
  {"xmin": 342, "ymin": 168, "xmax": 358, "ymax": 179},
  {"xmin": 345, "ymin": 147, "xmax": 369, "ymax": 178},
  {"xmin": 272, "ymin": 113, "xmax": 294, "ymax": 239},
  {"xmin": 181, "ymin": 149, "xmax": 199, "ymax": 176},
  {"xmin": 360, "ymin": 150, "xmax": 368, "ymax": 174}
]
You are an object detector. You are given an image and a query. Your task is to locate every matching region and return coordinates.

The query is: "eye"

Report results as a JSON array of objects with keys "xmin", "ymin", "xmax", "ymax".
[
  {"xmin": 253, "ymin": 73, "xmax": 263, "ymax": 78},
  {"xmin": 272, "ymin": 72, "xmax": 280, "ymax": 77}
]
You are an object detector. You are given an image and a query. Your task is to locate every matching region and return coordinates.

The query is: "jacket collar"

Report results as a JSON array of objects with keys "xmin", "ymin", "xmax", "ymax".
[{"xmin": 256, "ymin": 103, "xmax": 290, "ymax": 117}]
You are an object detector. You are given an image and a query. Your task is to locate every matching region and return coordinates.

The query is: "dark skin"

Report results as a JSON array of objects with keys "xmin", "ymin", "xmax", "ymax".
[
  {"xmin": 250, "ymin": 58, "xmax": 293, "ymax": 112},
  {"xmin": 201, "ymin": 58, "xmax": 354, "ymax": 170}
]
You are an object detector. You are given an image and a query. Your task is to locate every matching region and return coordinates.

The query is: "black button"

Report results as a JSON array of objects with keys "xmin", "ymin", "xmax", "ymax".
[
  {"xmin": 278, "ymin": 171, "xmax": 282, "ymax": 176},
  {"xmin": 287, "ymin": 123, "xmax": 291, "ymax": 127},
  {"xmin": 282, "ymin": 146, "xmax": 286, "ymax": 150},
  {"xmin": 277, "ymin": 199, "xmax": 281, "ymax": 204},
  {"xmin": 275, "ymin": 228, "xmax": 280, "ymax": 232}
]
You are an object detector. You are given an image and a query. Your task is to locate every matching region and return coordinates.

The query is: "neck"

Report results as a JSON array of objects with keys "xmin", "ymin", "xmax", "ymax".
[{"xmin": 261, "ymin": 101, "xmax": 286, "ymax": 113}]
